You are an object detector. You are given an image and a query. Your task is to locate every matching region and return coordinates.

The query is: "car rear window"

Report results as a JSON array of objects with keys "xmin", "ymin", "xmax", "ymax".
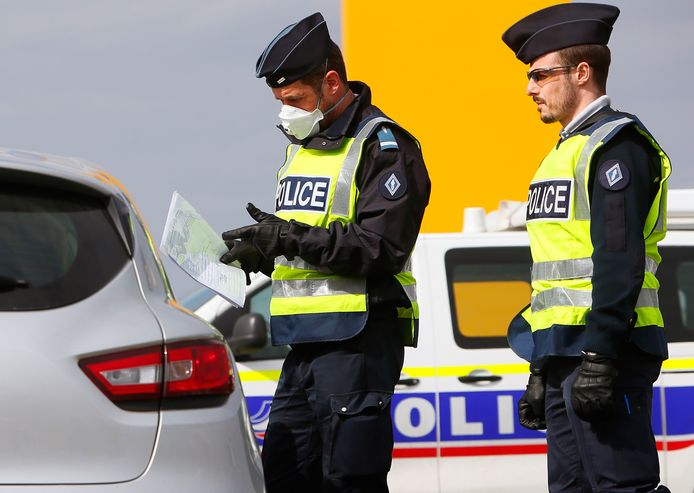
[{"xmin": 0, "ymin": 183, "xmax": 129, "ymax": 311}]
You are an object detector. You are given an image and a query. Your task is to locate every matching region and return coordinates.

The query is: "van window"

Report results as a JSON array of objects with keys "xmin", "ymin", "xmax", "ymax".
[
  {"xmin": 444, "ymin": 245, "xmax": 694, "ymax": 349},
  {"xmin": 445, "ymin": 247, "xmax": 532, "ymax": 349},
  {"xmin": 241, "ymin": 282, "xmax": 290, "ymax": 361},
  {"xmin": 249, "ymin": 283, "xmax": 272, "ymax": 324},
  {"xmin": 658, "ymin": 247, "xmax": 694, "ymax": 343},
  {"xmin": 210, "ymin": 281, "xmax": 290, "ymax": 361},
  {"xmin": 0, "ymin": 183, "xmax": 129, "ymax": 311},
  {"xmin": 676, "ymin": 262, "xmax": 694, "ymax": 329}
]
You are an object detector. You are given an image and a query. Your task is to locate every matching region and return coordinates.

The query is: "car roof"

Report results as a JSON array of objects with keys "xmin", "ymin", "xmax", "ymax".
[
  {"xmin": 0, "ymin": 146, "xmax": 157, "ymax": 258},
  {"xmin": 0, "ymin": 146, "xmax": 132, "ymax": 205}
]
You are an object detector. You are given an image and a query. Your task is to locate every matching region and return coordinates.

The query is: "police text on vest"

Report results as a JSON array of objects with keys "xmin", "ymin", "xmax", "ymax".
[
  {"xmin": 526, "ymin": 179, "xmax": 573, "ymax": 221},
  {"xmin": 276, "ymin": 176, "xmax": 331, "ymax": 213}
]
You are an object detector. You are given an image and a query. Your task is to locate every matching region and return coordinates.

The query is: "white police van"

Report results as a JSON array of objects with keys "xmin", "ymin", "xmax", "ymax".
[{"xmin": 189, "ymin": 189, "xmax": 694, "ymax": 493}]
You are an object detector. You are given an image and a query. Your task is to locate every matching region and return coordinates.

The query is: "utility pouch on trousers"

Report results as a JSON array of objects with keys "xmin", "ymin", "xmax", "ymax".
[{"xmin": 326, "ymin": 391, "xmax": 394, "ymax": 478}]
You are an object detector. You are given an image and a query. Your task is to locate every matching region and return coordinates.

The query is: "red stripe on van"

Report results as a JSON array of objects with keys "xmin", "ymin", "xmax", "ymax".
[
  {"xmin": 393, "ymin": 448, "xmax": 438, "ymax": 458},
  {"xmin": 441, "ymin": 444, "xmax": 547, "ymax": 456},
  {"xmin": 657, "ymin": 439, "xmax": 694, "ymax": 451},
  {"xmin": 393, "ymin": 439, "xmax": 694, "ymax": 459},
  {"xmin": 392, "ymin": 444, "xmax": 547, "ymax": 458}
]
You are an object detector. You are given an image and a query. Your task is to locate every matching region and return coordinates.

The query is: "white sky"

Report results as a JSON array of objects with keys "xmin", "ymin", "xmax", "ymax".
[{"xmin": 0, "ymin": 1, "xmax": 691, "ymax": 298}]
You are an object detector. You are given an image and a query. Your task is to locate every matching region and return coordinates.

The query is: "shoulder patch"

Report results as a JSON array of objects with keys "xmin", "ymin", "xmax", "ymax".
[
  {"xmin": 379, "ymin": 171, "xmax": 407, "ymax": 200},
  {"xmin": 377, "ymin": 126, "xmax": 399, "ymax": 151},
  {"xmin": 597, "ymin": 159, "xmax": 630, "ymax": 191}
]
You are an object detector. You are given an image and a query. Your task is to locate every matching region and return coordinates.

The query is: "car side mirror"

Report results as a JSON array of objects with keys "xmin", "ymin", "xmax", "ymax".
[{"xmin": 228, "ymin": 313, "xmax": 268, "ymax": 356}]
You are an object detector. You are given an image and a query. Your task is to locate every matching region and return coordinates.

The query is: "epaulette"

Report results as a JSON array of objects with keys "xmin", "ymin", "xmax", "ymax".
[{"xmin": 376, "ymin": 125, "xmax": 399, "ymax": 151}]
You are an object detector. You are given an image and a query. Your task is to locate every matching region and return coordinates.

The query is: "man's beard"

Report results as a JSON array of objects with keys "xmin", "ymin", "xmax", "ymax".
[
  {"xmin": 539, "ymin": 82, "xmax": 578, "ymax": 124},
  {"xmin": 540, "ymin": 109, "xmax": 558, "ymax": 124}
]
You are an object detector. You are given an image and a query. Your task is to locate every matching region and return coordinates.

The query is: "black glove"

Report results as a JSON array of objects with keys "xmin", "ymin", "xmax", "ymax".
[
  {"xmin": 518, "ymin": 366, "xmax": 546, "ymax": 430},
  {"xmin": 571, "ymin": 352, "xmax": 619, "ymax": 421},
  {"xmin": 222, "ymin": 203, "xmax": 290, "ymax": 259},
  {"xmin": 220, "ymin": 240, "xmax": 264, "ymax": 285}
]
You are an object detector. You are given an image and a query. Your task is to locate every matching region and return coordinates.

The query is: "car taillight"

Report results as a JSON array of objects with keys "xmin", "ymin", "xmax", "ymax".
[
  {"xmin": 79, "ymin": 339, "xmax": 234, "ymax": 403},
  {"xmin": 79, "ymin": 345, "xmax": 164, "ymax": 400},
  {"xmin": 165, "ymin": 340, "xmax": 234, "ymax": 397}
]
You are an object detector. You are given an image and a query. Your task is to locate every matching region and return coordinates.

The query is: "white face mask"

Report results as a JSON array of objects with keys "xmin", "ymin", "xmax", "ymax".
[
  {"xmin": 278, "ymin": 103, "xmax": 323, "ymax": 140},
  {"xmin": 278, "ymin": 85, "xmax": 351, "ymax": 140}
]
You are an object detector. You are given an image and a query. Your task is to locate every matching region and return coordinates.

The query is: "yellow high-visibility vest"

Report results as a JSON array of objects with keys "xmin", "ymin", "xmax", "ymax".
[
  {"xmin": 270, "ymin": 116, "xmax": 419, "ymax": 346},
  {"xmin": 521, "ymin": 114, "xmax": 670, "ymax": 360}
]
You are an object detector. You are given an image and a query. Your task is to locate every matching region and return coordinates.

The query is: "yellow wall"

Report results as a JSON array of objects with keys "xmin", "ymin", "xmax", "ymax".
[{"xmin": 342, "ymin": 0, "xmax": 564, "ymax": 233}]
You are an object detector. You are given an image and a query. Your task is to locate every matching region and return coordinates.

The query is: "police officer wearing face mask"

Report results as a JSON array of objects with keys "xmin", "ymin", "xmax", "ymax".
[
  {"xmin": 220, "ymin": 12, "xmax": 430, "ymax": 493},
  {"xmin": 503, "ymin": 3, "xmax": 671, "ymax": 493}
]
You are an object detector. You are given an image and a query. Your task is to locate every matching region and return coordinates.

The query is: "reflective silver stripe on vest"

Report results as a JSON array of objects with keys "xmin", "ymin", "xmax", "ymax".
[
  {"xmin": 276, "ymin": 256, "xmax": 414, "ymax": 297},
  {"xmin": 574, "ymin": 117, "xmax": 635, "ymax": 220},
  {"xmin": 402, "ymin": 283, "xmax": 417, "ymax": 301},
  {"xmin": 636, "ymin": 288, "xmax": 660, "ymax": 309},
  {"xmin": 532, "ymin": 287, "xmax": 659, "ymax": 312},
  {"xmin": 278, "ymin": 145, "xmax": 301, "ymax": 180},
  {"xmin": 532, "ymin": 288, "xmax": 592, "ymax": 311},
  {"xmin": 532, "ymin": 256, "xmax": 659, "ymax": 282},
  {"xmin": 332, "ymin": 117, "xmax": 394, "ymax": 217},
  {"xmin": 655, "ymin": 190, "xmax": 666, "ymax": 232},
  {"xmin": 272, "ymin": 277, "xmax": 366, "ymax": 298},
  {"xmin": 532, "ymin": 257, "xmax": 593, "ymax": 282},
  {"xmin": 655, "ymin": 208, "xmax": 665, "ymax": 232},
  {"xmin": 275, "ymin": 256, "xmax": 333, "ymax": 274}
]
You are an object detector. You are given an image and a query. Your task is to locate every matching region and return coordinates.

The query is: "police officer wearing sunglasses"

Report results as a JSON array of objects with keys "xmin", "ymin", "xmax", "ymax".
[
  {"xmin": 503, "ymin": 3, "xmax": 671, "ymax": 492},
  {"xmin": 220, "ymin": 12, "xmax": 430, "ymax": 493}
]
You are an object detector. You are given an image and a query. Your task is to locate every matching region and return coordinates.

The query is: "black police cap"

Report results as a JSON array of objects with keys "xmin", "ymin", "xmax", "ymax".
[
  {"xmin": 256, "ymin": 12, "xmax": 331, "ymax": 88},
  {"xmin": 502, "ymin": 3, "xmax": 620, "ymax": 64}
]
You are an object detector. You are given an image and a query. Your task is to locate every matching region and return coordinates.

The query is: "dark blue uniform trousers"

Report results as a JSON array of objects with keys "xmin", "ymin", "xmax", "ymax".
[
  {"xmin": 545, "ymin": 346, "xmax": 665, "ymax": 493},
  {"xmin": 261, "ymin": 305, "xmax": 404, "ymax": 493}
]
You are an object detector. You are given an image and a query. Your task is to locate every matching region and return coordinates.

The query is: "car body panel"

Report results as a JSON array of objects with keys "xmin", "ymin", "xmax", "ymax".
[
  {"xmin": 0, "ymin": 148, "xmax": 264, "ymax": 491},
  {"xmin": 0, "ymin": 264, "xmax": 162, "ymax": 484}
]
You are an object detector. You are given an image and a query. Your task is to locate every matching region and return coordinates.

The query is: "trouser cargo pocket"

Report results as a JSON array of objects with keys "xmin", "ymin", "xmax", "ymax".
[{"xmin": 326, "ymin": 391, "xmax": 394, "ymax": 478}]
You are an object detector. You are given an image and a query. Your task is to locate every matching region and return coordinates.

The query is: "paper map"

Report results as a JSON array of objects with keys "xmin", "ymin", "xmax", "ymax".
[{"xmin": 160, "ymin": 191, "xmax": 245, "ymax": 307}]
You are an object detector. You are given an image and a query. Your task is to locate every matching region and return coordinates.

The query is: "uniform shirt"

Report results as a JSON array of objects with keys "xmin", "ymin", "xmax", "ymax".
[
  {"xmin": 564, "ymin": 106, "xmax": 663, "ymax": 358},
  {"xmin": 281, "ymin": 81, "xmax": 431, "ymax": 307}
]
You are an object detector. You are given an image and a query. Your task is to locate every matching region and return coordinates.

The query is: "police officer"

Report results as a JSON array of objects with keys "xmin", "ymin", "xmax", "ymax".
[
  {"xmin": 220, "ymin": 12, "xmax": 430, "ymax": 493},
  {"xmin": 502, "ymin": 4, "xmax": 671, "ymax": 492}
]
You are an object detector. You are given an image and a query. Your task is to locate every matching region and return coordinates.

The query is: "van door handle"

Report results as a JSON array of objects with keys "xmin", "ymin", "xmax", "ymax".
[
  {"xmin": 458, "ymin": 374, "xmax": 502, "ymax": 384},
  {"xmin": 397, "ymin": 378, "xmax": 421, "ymax": 387}
]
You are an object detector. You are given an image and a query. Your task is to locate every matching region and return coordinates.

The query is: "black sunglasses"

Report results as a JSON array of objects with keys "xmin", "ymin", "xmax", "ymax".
[{"xmin": 526, "ymin": 65, "xmax": 577, "ymax": 86}]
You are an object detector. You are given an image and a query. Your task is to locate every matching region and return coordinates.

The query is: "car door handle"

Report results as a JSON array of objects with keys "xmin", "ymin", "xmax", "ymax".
[
  {"xmin": 458, "ymin": 375, "xmax": 502, "ymax": 384},
  {"xmin": 397, "ymin": 378, "xmax": 421, "ymax": 387}
]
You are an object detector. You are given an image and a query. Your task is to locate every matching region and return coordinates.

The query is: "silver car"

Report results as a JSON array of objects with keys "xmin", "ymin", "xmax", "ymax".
[{"xmin": 0, "ymin": 148, "xmax": 264, "ymax": 492}]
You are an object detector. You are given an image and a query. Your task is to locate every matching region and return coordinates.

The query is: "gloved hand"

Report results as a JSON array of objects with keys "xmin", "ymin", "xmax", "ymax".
[
  {"xmin": 220, "ymin": 240, "xmax": 264, "ymax": 285},
  {"xmin": 518, "ymin": 366, "xmax": 546, "ymax": 430},
  {"xmin": 222, "ymin": 203, "xmax": 290, "ymax": 259},
  {"xmin": 571, "ymin": 352, "xmax": 619, "ymax": 421}
]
